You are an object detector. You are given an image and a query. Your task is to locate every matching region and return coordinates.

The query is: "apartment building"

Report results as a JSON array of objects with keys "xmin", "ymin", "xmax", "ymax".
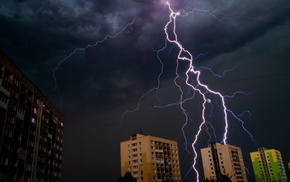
[
  {"xmin": 200, "ymin": 142, "xmax": 247, "ymax": 182},
  {"xmin": 250, "ymin": 147, "xmax": 287, "ymax": 182},
  {"xmin": 120, "ymin": 133, "xmax": 181, "ymax": 182},
  {"xmin": 0, "ymin": 51, "xmax": 64, "ymax": 182}
]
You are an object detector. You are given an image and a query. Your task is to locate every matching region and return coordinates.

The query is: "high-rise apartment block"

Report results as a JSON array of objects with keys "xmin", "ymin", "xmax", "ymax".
[
  {"xmin": 120, "ymin": 133, "xmax": 182, "ymax": 182},
  {"xmin": 200, "ymin": 142, "xmax": 248, "ymax": 182},
  {"xmin": 250, "ymin": 148, "xmax": 287, "ymax": 182},
  {"xmin": 0, "ymin": 51, "xmax": 64, "ymax": 182}
]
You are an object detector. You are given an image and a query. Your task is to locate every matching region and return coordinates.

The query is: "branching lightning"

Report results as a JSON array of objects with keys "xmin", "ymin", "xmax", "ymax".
[
  {"xmin": 52, "ymin": 17, "xmax": 136, "ymax": 91},
  {"xmin": 121, "ymin": 1, "xmax": 256, "ymax": 181},
  {"xmin": 161, "ymin": 3, "xmax": 231, "ymax": 180}
]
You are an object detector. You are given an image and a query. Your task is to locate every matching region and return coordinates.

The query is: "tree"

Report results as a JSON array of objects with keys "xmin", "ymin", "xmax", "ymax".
[{"xmin": 118, "ymin": 172, "xmax": 137, "ymax": 182}]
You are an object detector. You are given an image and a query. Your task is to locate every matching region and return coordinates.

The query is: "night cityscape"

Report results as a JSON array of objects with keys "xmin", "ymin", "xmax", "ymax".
[{"xmin": 1, "ymin": 0, "xmax": 290, "ymax": 181}]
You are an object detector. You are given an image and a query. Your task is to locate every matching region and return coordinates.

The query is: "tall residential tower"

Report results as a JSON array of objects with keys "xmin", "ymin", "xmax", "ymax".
[
  {"xmin": 250, "ymin": 148, "xmax": 287, "ymax": 182},
  {"xmin": 120, "ymin": 133, "xmax": 181, "ymax": 182},
  {"xmin": 200, "ymin": 142, "xmax": 248, "ymax": 182},
  {"xmin": 0, "ymin": 51, "xmax": 64, "ymax": 182}
]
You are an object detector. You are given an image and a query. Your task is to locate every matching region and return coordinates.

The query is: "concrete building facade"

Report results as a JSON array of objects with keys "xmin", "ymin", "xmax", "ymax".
[
  {"xmin": 200, "ymin": 142, "xmax": 247, "ymax": 182},
  {"xmin": 0, "ymin": 51, "xmax": 64, "ymax": 182},
  {"xmin": 250, "ymin": 148, "xmax": 287, "ymax": 182},
  {"xmin": 120, "ymin": 133, "xmax": 181, "ymax": 182}
]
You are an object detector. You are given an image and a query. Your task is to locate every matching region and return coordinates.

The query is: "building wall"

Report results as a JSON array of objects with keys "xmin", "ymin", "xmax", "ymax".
[
  {"xmin": 0, "ymin": 51, "xmax": 64, "ymax": 182},
  {"xmin": 201, "ymin": 143, "xmax": 247, "ymax": 182},
  {"xmin": 250, "ymin": 148, "xmax": 288, "ymax": 182},
  {"xmin": 120, "ymin": 133, "xmax": 181, "ymax": 182}
]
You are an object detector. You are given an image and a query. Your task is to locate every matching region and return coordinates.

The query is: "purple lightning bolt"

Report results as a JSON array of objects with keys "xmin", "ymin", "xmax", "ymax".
[
  {"xmin": 164, "ymin": 2, "xmax": 229, "ymax": 180},
  {"xmin": 119, "ymin": 1, "xmax": 256, "ymax": 181}
]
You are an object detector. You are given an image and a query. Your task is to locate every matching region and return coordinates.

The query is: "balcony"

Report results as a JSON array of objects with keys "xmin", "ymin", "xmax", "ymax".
[
  {"xmin": 156, "ymin": 158, "xmax": 165, "ymax": 164},
  {"xmin": 155, "ymin": 149, "xmax": 163, "ymax": 153}
]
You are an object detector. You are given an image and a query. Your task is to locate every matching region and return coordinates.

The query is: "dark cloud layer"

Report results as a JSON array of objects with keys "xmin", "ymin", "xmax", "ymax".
[{"xmin": 1, "ymin": 0, "xmax": 290, "ymax": 181}]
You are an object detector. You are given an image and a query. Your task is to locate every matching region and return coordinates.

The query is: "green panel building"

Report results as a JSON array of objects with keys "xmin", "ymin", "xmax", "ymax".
[{"xmin": 250, "ymin": 148, "xmax": 287, "ymax": 182}]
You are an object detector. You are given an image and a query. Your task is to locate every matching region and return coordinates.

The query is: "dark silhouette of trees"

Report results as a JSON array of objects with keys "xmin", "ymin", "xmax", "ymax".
[{"xmin": 118, "ymin": 172, "xmax": 137, "ymax": 182}]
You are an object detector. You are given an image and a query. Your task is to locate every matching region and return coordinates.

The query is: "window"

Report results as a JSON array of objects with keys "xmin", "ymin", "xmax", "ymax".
[
  {"xmin": 0, "ymin": 92, "xmax": 9, "ymax": 104},
  {"xmin": 133, "ymin": 159, "xmax": 138, "ymax": 163}
]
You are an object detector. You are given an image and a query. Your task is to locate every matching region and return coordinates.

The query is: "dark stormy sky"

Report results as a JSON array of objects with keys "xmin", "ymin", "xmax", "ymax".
[{"xmin": 1, "ymin": 0, "xmax": 290, "ymax": 181}]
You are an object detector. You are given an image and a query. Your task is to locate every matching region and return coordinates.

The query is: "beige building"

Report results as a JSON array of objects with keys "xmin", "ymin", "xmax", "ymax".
[
  {"xmin": 200, "ymin": 143, "xmax": 247, "ymax": 182},
  {"xmin": 120, "ymin": 133, "xmax": 182, "ymax": 182}
]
